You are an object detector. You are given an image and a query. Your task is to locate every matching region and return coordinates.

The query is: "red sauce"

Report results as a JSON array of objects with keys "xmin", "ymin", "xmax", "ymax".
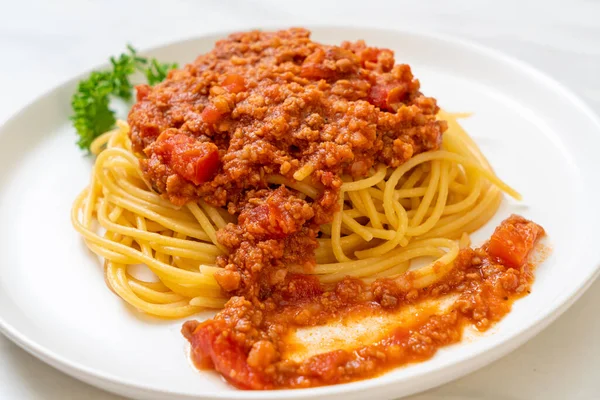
[
  {"xmin": 126, "ymin": 28, "xmax": 545, "ymax": 390},
  {"xmin": 182, "ymin": 215, "xmax": 545, "ymax": 389}
]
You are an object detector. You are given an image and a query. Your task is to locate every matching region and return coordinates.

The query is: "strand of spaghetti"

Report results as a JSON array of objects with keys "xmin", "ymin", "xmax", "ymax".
[
  {"xmin": 319, "ymin": 246, "xmax": 450, "ymax": 283},
  {"xmin": 395, "ymin": 158, "xmax": 457, "ymax": 200},
  {"xmin": 101, "ymin": 158, "xmax": 139, "ymax": 174},
  {"xmin": 82, "ymin": 182, "xmax": 97, "ymax": 228},
  {"xmin": 115, "ymin": 176, "xmax": 186, "ymax": 212},
  {"xmin": 186, "ymin": 202, "xmax": 226, "ymax": 252},
  {"xmin": 448, "ymin": 181, "xmax": 472, "ymax": 195},
  {"xmin": 85, "ymin": 241, "xmax": 133, "ymax": 264},
  {"xmin": 106, "ymin": 262, "xmax": 201, "ymax": 317},
  {"xmin": 440, "ymin": 111, "xmax": 494, "ymax": 171},
  {"xmin": 104, "ymin": 193, "xmax": 212, "ymax": 242},
  {"xmin": 405, "ymin": 175, "xmax": 483, "ymax": 220},
  {"xmin": 199, "ymin": 200, "xmax": 227, "ymax": 229},
  {"xmin": 358, "ymin": 189, "xmax": 383, "ymax": 229},
  {"xmin": 365, "ymin": 261, "xmax": 412, "ymax": 280},
  {"xmin": 173, "ymin": 256, "xmax": 201, "ymax": 272},
  {"xmin": 407, "ymin": 239, "xmax": 460, "ymax": 288},
  {"xmin": 407, "ymin": 160, "xmax": 450, "ymax": 237},
  {"xmin": 401, "ymin": 165, "xmax": 426, "ymax": 190},
  {"xmin": 387, "ymin": 150, "xmax": 519, "ymax": 210},
  {"xmin": 199, "ymin": 265, "xmax": 223, "ymax": 275},
  {"xmin": 315, "ymin": 238, "xmax": 456, "ymax": 274},
  {"xmin": 440, "ymin": 176, "xmax": 482, "ymax": 215},
  {"xmin": 423, "ymin": 186, "xmax": 501, "ymax": 239},
  {"xmin": 143, "ymin": 220, "xmax": 170, "ymax": 232},
  {"xmin": 316, "ymin": 233, "xmax": 365, "ymax": 261},
  {"xmin": 422, "ymin": 213, "xmax": 467, "ymax": 237},
  {"xmin": 343, "ymin": 208, "xmax": 390, "ymax": 225},
  {"xmin": 396, "ymin": 187, "xmax": 428, "ymax": 198},
  {"xmin": 341, "ymin": 212, "xmax": 374, "ymax": 241},
  {"xmin": 74, "ymin": 194, "xmax": 140, "ymax": 264},
  {"xmin": 447, "ymin": 187, "xmax": 503, "ymax": 237},
  {"xmin": 365, "ymin": 187, "xmax": 386, "ymax": 202},
  {"xmin": 107, "ymin": 204, "xmax": 123, "ymax": 223},
  {"xmin": 133, "ymin": 213, "xmax": 155, "ymax": 261},
  {"xmin": 331, "ymin": 191, "xmax": 351, "ymax": 262},
  {"xmin": 355, "ymin": 202, "xmax": 408, "ymax": 259},
  {"xmin": 96, "ymin": 200, "xmax": 219, "ymax": 254},
  {"xmin": 341, "ymin": 164, "xmax": 387, "ymax": 192},
  {"xmin": 128, "ymin": 277, "xmax": 170, "ymax": 293},
  {"xmin": 98, "ymin": 162, "xmax": 184, "ymax": 213},
  {"xmin": 132, "ymin": 214, "xmax": 215, "ymax": 301},
  {"xmin": 73, "ymin": 200, "xmax": 218, "ymax": 286},
  {"xmin": 347, "ymin": 191, "xmax": 367, "ymax": 215},
  {"xmin": 293, "ymin": 163, "xmax": 315, "ymax": 181},
  {"xmin": 148, "ymin": 243, "xmax": 217, "ymax": 263},
  {"xmin": 409, "ymin": 160, "xmax": 441, "ymax": 229},
  {"xmin": 321, "ymin": 221, "xmax": 354, "ymax": 237},
  {"xmin": 159, "ymin": 278, "xmax": 219, "ymax": 298},
  {"xmin": 189, "ymin": 297, "xmax": 228, "ymax": 308},
  {"xmin": 459, "ymin": 232, "xmax": 471, "ymax": 249},
  {"xmin": 363, "ymin": 227, "xmax": 397, "ymax": 240},
  {"xmin": 128, "ymin": 280, "xmax": 186, "ymax": 304},
  {"xmin": 266, "ymin": 175, "xmax": 320, "ymax": 198},
  {"xmin": 90, "ymin": 127, "xmax": 118, "ymax": 155},
  {"xmin": 384, "ymin": 151, "xmax": 513, "ymax": 231},
  {"xmin": 94, "ymin": 147, "xmax": 143, "ymax": 179},
  {"xmin": 106, "ymin": 187, "xmax": 197, "ymax": 222}
]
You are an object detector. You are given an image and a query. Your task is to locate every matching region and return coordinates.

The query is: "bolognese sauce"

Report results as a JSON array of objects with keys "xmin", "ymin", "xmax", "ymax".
[{"xmin": 127, "ymin": 28, "xmax": 545, "ymax": 389}]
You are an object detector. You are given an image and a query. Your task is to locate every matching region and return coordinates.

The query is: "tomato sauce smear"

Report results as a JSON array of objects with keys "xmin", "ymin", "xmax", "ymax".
[{"xmin": 183, "ymin": 215, "xmax": 545, "ymax": 389}]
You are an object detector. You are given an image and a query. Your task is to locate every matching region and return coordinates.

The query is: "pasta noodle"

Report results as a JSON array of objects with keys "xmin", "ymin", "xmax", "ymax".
[{"xmin": 72, "ymin": 112, "xmax": 519, "ymax": 318}]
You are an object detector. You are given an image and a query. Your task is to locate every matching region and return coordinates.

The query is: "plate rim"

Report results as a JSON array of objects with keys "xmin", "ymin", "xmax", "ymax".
[{"xmin": 1, "ymin": 23, "xmax": 600, "ymax": 399}]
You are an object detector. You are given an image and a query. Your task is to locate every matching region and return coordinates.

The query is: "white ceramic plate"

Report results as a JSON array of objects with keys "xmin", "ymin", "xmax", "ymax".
[{"xmin": 1, "ymin": 26, "xmax": 600, "ymax": 400}]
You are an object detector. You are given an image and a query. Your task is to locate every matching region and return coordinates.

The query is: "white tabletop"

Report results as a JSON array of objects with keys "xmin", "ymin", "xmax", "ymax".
[{"xmin": 1, "ymin": 0, "xmax": 599, "ymax": 398}]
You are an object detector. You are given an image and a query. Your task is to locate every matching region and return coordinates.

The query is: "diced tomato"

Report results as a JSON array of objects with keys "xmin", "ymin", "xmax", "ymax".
[
  {"xmin": 360, "ymin": 48, "xmax": 381, "ymax": 66},
  {"xmin": 367, "ymin": 82, "xmax": 408, "ymax": 111},
  {"xmin": 488, "ymin": 215, "xmax": 545, "ymax": 268},
  {"xmin": 152, "ymin": 130, "xmax": 220, "ymax": 185},
  {"xmin": 201, "ymin": 104, "xmax": 224, "ymax": 125},
  {"xmin": 300, "ymin": 48, "xmax": 335, "ymax": 79},
  {"xmin": 239, "ymin": 187, "xmax": 310, "ymax": 239},
  {"xmin": 135, "ymin": 84, "xmax": 151, "ymax": 101},
  {"xmin": 301, "ymin": 64, "xmax": 335, "ymax": 79},
  {"xmin": 241, "ymin": 202, "xmax": 286, "ymax": 239},
  {"xmin": 222, "ymin": 74, "xmax": 246, "ymax": 93},
  {"xmin": 184, "ymin": 320, "xmax": 268, "ymax": 390}
]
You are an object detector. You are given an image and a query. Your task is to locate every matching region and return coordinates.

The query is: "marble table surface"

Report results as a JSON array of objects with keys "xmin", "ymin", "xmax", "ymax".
[{"xmin": 1, "ymin": 0, "xmax": 599, "ymax": 398}]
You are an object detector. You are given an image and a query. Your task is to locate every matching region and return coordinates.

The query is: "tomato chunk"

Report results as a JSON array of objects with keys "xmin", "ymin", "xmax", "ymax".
[
  {"xmin": 222, "ymin": 74, "xmax": 246, "ymax": 93},
  {"xmin": 367, "ymin": 82, "xmax": 408, "ymax": 111},
  {"xmin": 238, "ymin": 187, "xmax": 311, "ymax": 240},
  {"xmin": 183, "ymin": 320, "xmax": 268, "ymax": 390},
  {"xmin": 151, "ymin": 130, "xmax": 220, "ymax": 185},
  {"xmin": 135, "ymin": 84, "xmax": 151, "ymax": 101},
  {"xmin": 240, "ymin": 202, "xmax": 286, "ymax": 239},
  {"xmin": 360, "ymin": 47, "xmax": 382, "ymax": 66},
  {"xmin": 300, "ymin": 48, "xmax": 336, "ymax": 79},
  {"xmin": 201, "ymin": 104, "xmax": 224, "ymax": 125},
  {"xmin": 488, "ymin": 215, "xmax": 545, "ymax": 268}
]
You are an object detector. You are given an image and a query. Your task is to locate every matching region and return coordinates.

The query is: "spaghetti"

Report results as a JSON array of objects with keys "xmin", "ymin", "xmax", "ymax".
[{"xmin": 72, "ymin": 111, "xmax": 518, "ymax": 317}]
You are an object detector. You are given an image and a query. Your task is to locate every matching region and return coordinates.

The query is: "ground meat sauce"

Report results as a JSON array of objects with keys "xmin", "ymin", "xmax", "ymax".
[
  {"xmin": 127, "ymin": 29, "xmax": 545, "ymax": 390},
  {"xmin": 180, "ymin": 215, "xmax": 544, "ymax": 389}
]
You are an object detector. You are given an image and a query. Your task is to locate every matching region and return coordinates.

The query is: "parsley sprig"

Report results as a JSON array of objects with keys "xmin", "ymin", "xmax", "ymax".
[{"xmin": 70, "ymin": 45, "xmax": 178, "ymax": 151}]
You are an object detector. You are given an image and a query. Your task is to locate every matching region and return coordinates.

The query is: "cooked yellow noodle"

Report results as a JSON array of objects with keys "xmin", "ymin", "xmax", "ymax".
[{"xmin": 72, "ymin": 112, "xmax": 518, "ymax": 318}]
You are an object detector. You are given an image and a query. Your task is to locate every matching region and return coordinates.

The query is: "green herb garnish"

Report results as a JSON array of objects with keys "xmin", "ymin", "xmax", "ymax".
[{"xmin": 70, "ymin": 45, "xmax": 177, "ymax": 151}]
